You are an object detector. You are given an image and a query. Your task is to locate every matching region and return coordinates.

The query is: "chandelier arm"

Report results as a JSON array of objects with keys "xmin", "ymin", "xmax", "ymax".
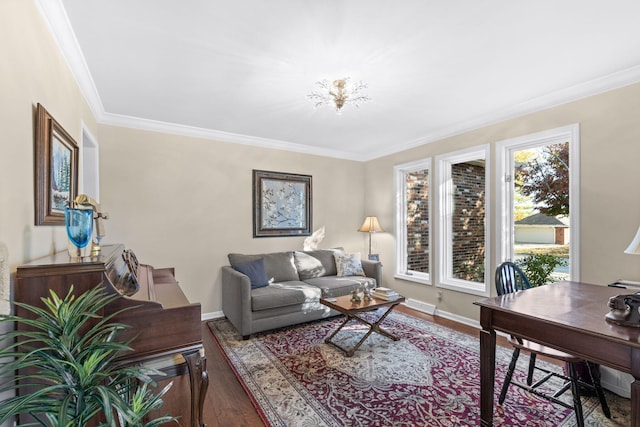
[{"xmin": 307, "ymin": 77, "xmax": 370, "ymax": 112}]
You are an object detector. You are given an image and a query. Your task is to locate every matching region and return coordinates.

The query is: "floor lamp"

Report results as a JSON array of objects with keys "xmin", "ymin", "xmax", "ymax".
[{"xmin": 358, "ymin": 216, "xmax": 384, "ymax": 259}]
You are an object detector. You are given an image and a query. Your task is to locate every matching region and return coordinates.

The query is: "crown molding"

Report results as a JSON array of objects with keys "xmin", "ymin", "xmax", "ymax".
[
  {"xmin": 35, "ymin": 0, "xmax": 106, "ymax": 121},
  {"xmin": 101, "ymin": 112, "xmax": 362, "ymax": 161},
  {"xmin": 37, "ymin": 0, "xmax": 640, "ymax": 162},
  {"xmin": 363, "ymin": 65, "xmax": 640, "ymax": 161},
  {"xmin": 363, "ymin": 64, "xmax": 640, "ymax": 161},
  {"xmin": 35, "ymin": 0, "xmax": 362, "ymax": 161}
]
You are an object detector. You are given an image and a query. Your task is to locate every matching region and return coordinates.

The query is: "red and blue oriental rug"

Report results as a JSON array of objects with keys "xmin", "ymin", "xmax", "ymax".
[{"xmin": 207, "ymin": 310, "xmax": 629, "ymax": 426}]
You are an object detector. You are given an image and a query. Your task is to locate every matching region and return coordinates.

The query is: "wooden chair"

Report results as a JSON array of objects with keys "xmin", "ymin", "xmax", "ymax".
[{"xmin": 494, "ymin": 262, "xmax": 611, "ymax": 427}]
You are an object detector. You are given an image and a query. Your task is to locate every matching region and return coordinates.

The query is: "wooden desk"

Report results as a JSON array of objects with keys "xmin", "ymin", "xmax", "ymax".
[{"xmin": 474, "ymin": 281, "xmax": 640, "ymax": 427}]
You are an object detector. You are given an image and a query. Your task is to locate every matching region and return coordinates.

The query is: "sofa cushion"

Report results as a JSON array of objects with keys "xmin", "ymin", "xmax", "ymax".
[
  {"xmin": 303, "ymin": 276, "xmax": 376, "ymax": 298},
  {"xmin": 294, "ymin": 250, "xmax": 338, "ymax": 279},
  {"xmin": 251, "ymin": 281, "xmax": 321, "ymax": 311},
  {"xmin": 229, "ymin": 252, "xmax": 299, "ymax": 282},
  {"xmin": 232, "ymin": 258, "xmax": 269, "ymax": 289},
  {"xmin": 333, "ymin": 251, "xmax": 365, "ymax": 277},
  {"xmin": 293, "ymin": 252, "xmax": 324, "ymax": 279}
]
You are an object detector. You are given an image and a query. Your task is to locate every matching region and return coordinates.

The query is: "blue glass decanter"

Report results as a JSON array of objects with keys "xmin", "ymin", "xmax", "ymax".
[{"xmin": 65, "ymin": 207, "xmax": 93, "ymax": 258}]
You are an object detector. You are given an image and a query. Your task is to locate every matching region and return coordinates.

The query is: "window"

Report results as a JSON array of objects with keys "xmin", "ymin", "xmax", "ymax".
[
  {"xmin": 394, "ymin": 159, "xmax": 431, "ymax": 284},
  {"xmin": 496, "ymin": 124, "xmax": 579, "ymax": 282},
  {"xmin": 436, "ymin": 145, "xmax": 490, "ymax": 296},
  {"xmin": 80, "ymin": 123, "xmax": 100, "ymax": 200}
]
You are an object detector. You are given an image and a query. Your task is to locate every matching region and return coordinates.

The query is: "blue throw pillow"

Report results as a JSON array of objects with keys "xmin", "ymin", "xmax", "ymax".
[{"xmin": 233, "ymin": 258, "xmax": 270, "ymax": 289}]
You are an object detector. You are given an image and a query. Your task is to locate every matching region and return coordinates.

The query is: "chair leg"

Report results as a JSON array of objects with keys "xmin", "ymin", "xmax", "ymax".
[
  {"xmin": 568, "ymin": 362, "xmax": 585, "ymax": 427},
  {"xmin": 586, "ymin": 362, "xmax": 611, "ymax": 418},
  {"xmin": 499, "ymin": 347, "xmax": 520, "ymax": 405},
  {"xmin": 527, "ymin": 353, "xmax": 537, "ymax": 385}
]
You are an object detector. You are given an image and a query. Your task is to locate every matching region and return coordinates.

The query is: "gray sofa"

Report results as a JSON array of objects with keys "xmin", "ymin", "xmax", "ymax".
[{"xmin": 222, "ymin": 249, "xmax": 382, "ymax": 339}]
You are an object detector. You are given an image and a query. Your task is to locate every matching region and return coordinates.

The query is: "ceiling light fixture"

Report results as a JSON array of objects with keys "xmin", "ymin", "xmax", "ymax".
[{"xmin": 307, "ymin": 78, "xmax": 370, "ymax": 114}]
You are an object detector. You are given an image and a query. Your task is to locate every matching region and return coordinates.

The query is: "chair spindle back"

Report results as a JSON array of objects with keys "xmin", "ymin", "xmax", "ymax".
[{"xmin": 495, "ymin": 261, "xmax": 531, "ymax": 295}]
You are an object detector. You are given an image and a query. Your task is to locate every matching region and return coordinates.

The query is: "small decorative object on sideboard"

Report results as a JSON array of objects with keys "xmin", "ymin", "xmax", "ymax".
[
  {"xmin": 73, "ymin": 194, "xmax": 109, "ymax": 255},
  {"xmin": 64, "ymin": 205, "xmax": 93, "ymax": 258}
]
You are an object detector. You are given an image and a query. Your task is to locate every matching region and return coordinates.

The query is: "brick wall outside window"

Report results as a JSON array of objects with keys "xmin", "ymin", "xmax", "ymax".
[
  {"xmin": 451, "ymin": 162, "xmax": 485, "ymax": 282},
  {"xmin": 406, "ymin": 170, "xmax": 429, "ymax": 273}
]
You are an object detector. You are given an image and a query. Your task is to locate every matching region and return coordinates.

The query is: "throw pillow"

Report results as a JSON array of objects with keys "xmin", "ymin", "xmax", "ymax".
[
  {"xmin": 333, "ymin": 252, "xmax": 365, "ymax": 277},
  {"xmin": 228, "ymin": 252, "xmax": 299, "ymax": 282},
  {"xmin": 293, "ymin": 251, "xmax": 326, "ymax": 280},
  {"xmin": 232, "ymin": 258, "xmax": 270, "ymax": 289}
]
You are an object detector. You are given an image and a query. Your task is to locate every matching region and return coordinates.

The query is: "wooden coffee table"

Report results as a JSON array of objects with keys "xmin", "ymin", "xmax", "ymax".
[{"xmin": 320, "ymin": 293, "xmax": 406, "ymax": 357}]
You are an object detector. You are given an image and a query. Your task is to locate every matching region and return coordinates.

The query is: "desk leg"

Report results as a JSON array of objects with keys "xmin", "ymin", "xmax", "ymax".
[
  {"xmin": 631, "ymin": 348, "xmax": 640, "ymax": 427},
  {"xmin": 479, "ymin": 309, "xmax": 496, "ymax": 427},
  {"xmin": 183, "ymin": 350, "xmax": 209, "ymax": 427}
]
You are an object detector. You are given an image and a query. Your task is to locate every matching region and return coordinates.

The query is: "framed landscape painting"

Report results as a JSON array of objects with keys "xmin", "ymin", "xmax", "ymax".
[
  {"xmin": 35, "ymin": 103, "xmax": 79, "ymax": 225},
  {"xmin": 253, "ymin": 170, "xmax": 312, "ymax": 237}
]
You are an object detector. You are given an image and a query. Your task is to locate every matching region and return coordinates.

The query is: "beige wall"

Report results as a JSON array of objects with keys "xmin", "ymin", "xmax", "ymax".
[
  {"xmin": 97, "ymin": 125, "xmax": 366, "ymax": 314},
  {"xmin": 0, "ymin": 1, "xmax": 99, "ymax": 424},
  {"xmin": 366, "ymin": 82, "xmax": 640, "ymax": 320},
  {"xmin": 4, "ymin": 0, "xmax": 640, "ymax": 323},
  {"xmin": 0, "ymin": 0, "xmax": 98, "ymax": 281},
  {"xmin": 0, "ymin": 0, "xmax": 367, "ymax": 318},
  {"xmin": 2, "ymin": 0, "xmax": 638, "ymax": 422}
]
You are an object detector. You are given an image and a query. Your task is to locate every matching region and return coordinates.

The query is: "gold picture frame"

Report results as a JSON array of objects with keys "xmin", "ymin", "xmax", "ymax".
[{"xmin": 34, "ymin": 103, "xmax": 79, "ymax": 225}]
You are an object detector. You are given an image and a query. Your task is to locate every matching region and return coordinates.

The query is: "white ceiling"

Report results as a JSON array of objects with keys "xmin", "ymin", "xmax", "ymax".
[{"xmin": 39, "ymin": 0, "xmax": 640, "ymax": 160}]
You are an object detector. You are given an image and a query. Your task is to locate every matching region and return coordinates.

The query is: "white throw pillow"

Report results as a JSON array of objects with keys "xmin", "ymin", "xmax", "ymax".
[{"xmin": 334, "ymin": 252, "xmax": 365, "ymax": 277}]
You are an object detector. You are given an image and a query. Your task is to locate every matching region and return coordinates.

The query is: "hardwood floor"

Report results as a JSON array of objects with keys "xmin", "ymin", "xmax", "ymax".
[{"xmin": 162, "ymin": 306, "xmax": 520, "ymax": 427}]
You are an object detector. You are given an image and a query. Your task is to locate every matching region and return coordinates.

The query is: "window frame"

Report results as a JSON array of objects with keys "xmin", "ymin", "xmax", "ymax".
[
  {"xmin": 80, "ymin": 122, "xmax": 100, "ymax": 200},
  {"xmin": 436, "ymin": 145, "xmax": 491, "ymax": 296},
  {"xmin": 495, "ymin": 124, "xmax": 580, "ymax": 281},
  {"xmin": 394, "ymin": 158, "xmax": 432, "ymax": 285}
]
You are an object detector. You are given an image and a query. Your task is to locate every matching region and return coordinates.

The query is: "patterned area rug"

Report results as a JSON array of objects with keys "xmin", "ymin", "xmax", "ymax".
[{"xmin": 208, "ymin": 310, "xmax": 630, "ymax": 426}]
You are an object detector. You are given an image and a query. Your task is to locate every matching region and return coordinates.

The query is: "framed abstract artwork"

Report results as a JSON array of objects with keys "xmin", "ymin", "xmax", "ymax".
[
  {"xmin": 34, "ymin": 103, "xmax": 79, "ymax": 225},
  {"xmin": 253, "ymin": 170, "xmax": 312, "ymax": 237}
]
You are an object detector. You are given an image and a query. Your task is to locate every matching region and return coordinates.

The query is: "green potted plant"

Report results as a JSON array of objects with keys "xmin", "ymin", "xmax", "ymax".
[
  {"xmin": 517, "ymin": 253, "xmax": 567, "ymax": 287},
  {"xmin": 0, "ymin": 285, "xmax": 176, "ymax": 426}
]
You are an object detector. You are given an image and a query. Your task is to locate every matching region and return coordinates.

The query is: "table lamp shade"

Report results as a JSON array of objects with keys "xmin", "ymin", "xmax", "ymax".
[
  {"xmin": 358, "ymin": 216, "xmax": 384, "ymax": 233},
  {"xmin": 358, "ymin": 216, "xmax": 384, "ymax": 257},
  {"xmin": 625, "ymin": 225, "xmax": 640, "ymax": 255}
]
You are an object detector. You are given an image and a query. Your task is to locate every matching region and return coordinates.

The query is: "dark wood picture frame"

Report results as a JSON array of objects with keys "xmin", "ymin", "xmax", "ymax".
[
  {"xmin": 35, "ymin": 103, "xmax": 79, "ymax": 225},
  {"xmin": 253, "ymin": 170, "xmax": 312, "ymax": 237}
]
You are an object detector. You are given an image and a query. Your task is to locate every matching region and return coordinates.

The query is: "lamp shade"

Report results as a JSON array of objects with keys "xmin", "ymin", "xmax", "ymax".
[
  {"xmin": 625, "ymin": 226, "xmax": 640, "ymax": 255},
  {"xmin": 358, "ymin": 216, "xmax": 384, "ymax": 233}
]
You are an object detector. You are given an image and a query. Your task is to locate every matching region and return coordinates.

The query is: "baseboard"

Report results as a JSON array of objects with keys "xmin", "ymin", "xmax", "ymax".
[
  {"xmin": 403, "ymin": 298, "xmax": 480, "ymax": 329},
  {"xmin": 202, "ymin": 310, "xmax": 224, "ymax": 321},
  {"xmin": 404, "ymin": 298, "xmax": 436, "ymax": 316},
  {"xmin": 600, "ymin": 366, "xmax": 632, "ymax": 398},
  {"xmin": 434, "ymin": 307, "xmax": 481, "ymax": 330},
  {"xmin": 405, "ymin": 298, "xmax": 517, "ymax": 342}
]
